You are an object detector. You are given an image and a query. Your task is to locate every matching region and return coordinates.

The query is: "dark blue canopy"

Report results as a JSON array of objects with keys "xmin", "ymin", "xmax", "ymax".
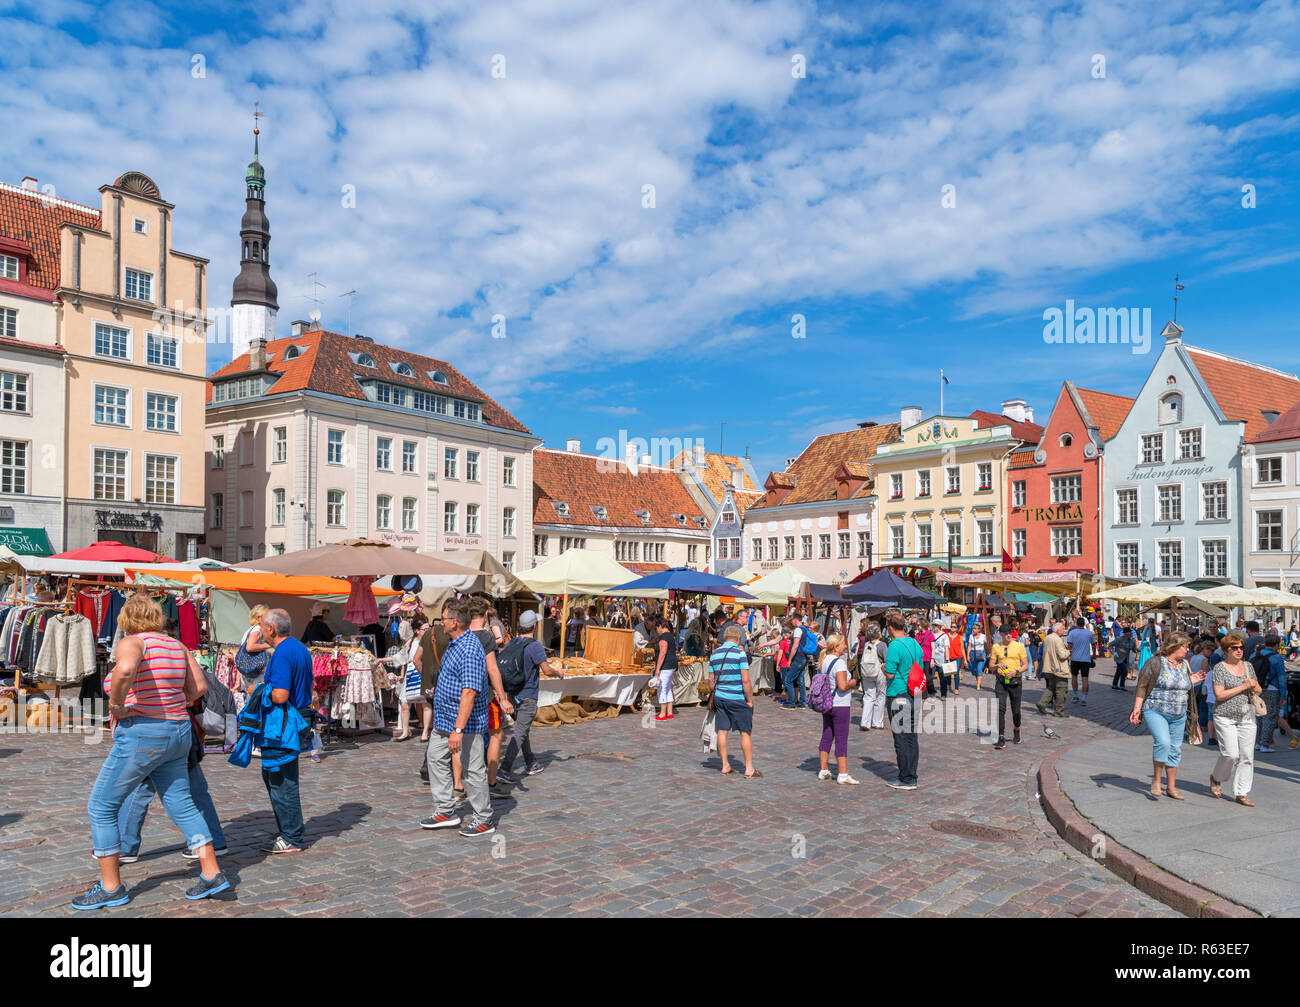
[
  {"xmin": 841, "ymin": 568, "xmax": 935, "ymax": 608},
  {"xmin": 609, "ymin": 566, "xmax": 756, "ymax": 599}
]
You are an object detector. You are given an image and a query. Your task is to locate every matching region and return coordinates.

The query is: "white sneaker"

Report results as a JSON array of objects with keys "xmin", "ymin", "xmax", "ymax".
[
  {"xmin": 836, "ymin": 774, "xmax": 861, "ymax": 785},
  {"xmin": 817, "ymin": 769, "xmax": 833, "ymax": 781}
]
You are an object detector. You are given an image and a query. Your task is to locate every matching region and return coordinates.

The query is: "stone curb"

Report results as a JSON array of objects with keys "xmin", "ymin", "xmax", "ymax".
[{"xmin": 1037, "ymin": 745, "xmax": 1260, "ymax": 919}]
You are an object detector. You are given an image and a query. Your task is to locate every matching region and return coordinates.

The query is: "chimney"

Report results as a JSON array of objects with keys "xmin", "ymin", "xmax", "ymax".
[
  {"xmin": 1001, "ymin": 399, "xmax": 1029, "ymax": 424},
  {"xmin": 729, "ymin": 464, "xmax": 744, "ymax": 485},
  {"xmin": 20, "ymin": 177, "xmax": 38, "ymax": 190},
  {"xmin": 785, "ymin": 457, "xmax": 797, "ymax": 470},
  {"xmin": 693, "ymin": 442, "xmax": 706, "ymax": 466},
  {"xmin": 291, "ymin": 319, "xmax": 309, "ymax": 336},
  {"xmin": 900, "ymin": 406, "xmax": 922, "ymax": 427},
  {"xmin": 249, "ymin": 337, "xmax": 267, "ymax": 371},
  {"xmin": 566, "ymin": 438, "xmax": 581, "ymax": 453},
  {"xmin": 857, "ymin": 420, "xmax": 878, "ymax": 428},
  {"xmin": 640, "ymin": 453, "xmax": 652, "ymax": 468}
]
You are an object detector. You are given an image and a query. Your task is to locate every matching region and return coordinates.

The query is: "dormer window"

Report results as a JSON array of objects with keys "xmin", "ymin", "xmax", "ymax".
[
  {"xmin": 591, "ymin": 505, "xmax": 608, "ymax": 521},
  {"xmin": 354, "ymin": 353, "xmax": 376, "ymax": 368},
  {"xmin": 0, "ymin": 254, "xmax": 19, "ymax": 281},
  {"xmin": 284, "ymin": 345, "xmax": 302, "ymax": 360},
  {"xmin": 392, "ymin": 361, "xmax": 415, "ymax": 378},
  {"xmin": 429, "ymin": 370, "xmax": 449, "ymax": 385},
  {"xmin": 552, "ymin": 501, "xmax": 569, "ymax": 518},
  {"xmin": 674, "ymin": 513, "xmax": 686, "ymax": 526},
  {"xmin": 695, "ymin": 516, "xmax": 708, "ymax": 529},
  {"xmin": 636, "ymin": 509, "xmax": 651, "ymax": 525}
]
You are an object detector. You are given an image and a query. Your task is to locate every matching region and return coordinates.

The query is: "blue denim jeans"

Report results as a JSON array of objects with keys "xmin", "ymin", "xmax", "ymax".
[
  {"xmin": 782, "ymin": 652, "xmax": 807, "ymax": 706},
  {"xmin": 119, "ymin": 763, "xmax": 227, "ymax": 857},
  {"xmin": 1143, "ymin": 708, "xmax": 1187, "ymax": 767},
  {"xmin": 262, "ymin": 758, "xmax": 304, "ymax": 847},
  {"xmin": 87, "ymin": 717, "xmax": 212, "ymax": 858}
]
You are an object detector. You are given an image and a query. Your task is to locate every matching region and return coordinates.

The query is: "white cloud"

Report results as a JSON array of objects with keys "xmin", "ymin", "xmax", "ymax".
[{"xmin": 1, "ymin": 0, "xmax": 1297, "ymax": 408}]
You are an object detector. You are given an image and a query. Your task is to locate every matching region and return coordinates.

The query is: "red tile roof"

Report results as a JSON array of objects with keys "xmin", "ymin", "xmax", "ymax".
[
  {"xmin": 1248, "ymin": 396, "xmax": 1300, "ymax": 445},
  {"xmin": 1075, "ymin": 387, "xmax": 1134, "ymax": 441},
  {"xmin": 207, "ymin": 328, "xmax": 531, "ymax": 434},
  {"xmin": 1008, "ymin": 450, "xmax": 1038, "ymax": 469},
  {"xmin": 532, "ymin": 448, "xmax": 708, "ymax": 533},
  {"xmin": 0, "ymin": 181, "xmax": 101, "ymax": 291},
  {"xmin": 969, "ymin": 410, "xmax": 1044, "ymax": 444},
  {"xmin": 750, "ymin": 422, "xmax": 902, "ymax": 510},
  {"xmin": 1186, "ymin": 347, "xmax": 1300, "ymax": 441},
  {"xmin": 669, "ymin": 450, "xmax": 763, "ymax": 515},
  {"xmin": 621, "ymin": 562, "xmax": 670, "ymax": 577}
]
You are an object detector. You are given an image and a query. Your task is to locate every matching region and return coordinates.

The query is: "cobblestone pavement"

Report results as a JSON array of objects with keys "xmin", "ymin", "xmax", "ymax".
[{"xmin": 0, "ymin": 663, "xmax": 1178, "ymax": 917}]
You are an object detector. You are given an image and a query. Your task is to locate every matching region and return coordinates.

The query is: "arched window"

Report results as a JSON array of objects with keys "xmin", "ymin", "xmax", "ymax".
[
  {"xmin": 284, "ymin": 345, "xmax": 302, "ymax": 360},
  {"xmin": 1159, "ymin": 392, "xmax": 1182, "ymax": 425},
  {"xmin": 356, "ymin": 353, "xmax": 376, "ymax": 368},
  {"xmin": 1059, "ymin": 433, "xmax": 1073, "ymax": 448},
  {"xmin": 429, "ymin": 369, "xmax": 449, "ymax": 385},
  {"xmin": 394, "ymin": 362, "xmax": 414, "ymax": 377}
]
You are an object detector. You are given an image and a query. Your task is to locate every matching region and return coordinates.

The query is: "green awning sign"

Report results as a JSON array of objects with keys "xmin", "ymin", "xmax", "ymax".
[{"xmin": 0, "ymin": 527, "xmax": 54, "ymax": 556}]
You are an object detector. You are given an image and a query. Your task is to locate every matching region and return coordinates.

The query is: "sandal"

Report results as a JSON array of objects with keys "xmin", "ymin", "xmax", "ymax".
[
  {"xmin": 1209, "ymin": 776, "xmax": 1222, "ymax": 798},
  {"xmin": 1149, "ymin": 782, "xmax": 1164, "ymax": 798},
  {"xmin": 1166, "ymin": 789, "xmax": 1184, "ymax": 801},
  {"xmin": 743, "ymin": 770, "xmax": 763, "ymax": 779},
  {"xmin": 1235, "ymin": 796, "xmax": 1255, "ymax": 807}
]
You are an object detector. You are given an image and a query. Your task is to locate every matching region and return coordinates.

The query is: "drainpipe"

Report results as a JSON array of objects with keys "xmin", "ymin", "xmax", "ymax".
[{"xmin": 60, "ymin": 322, "xmax": 70, "ymax": 552}]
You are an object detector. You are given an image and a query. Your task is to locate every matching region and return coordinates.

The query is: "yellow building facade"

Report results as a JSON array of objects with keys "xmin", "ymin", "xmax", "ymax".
[
  {"xmin": 57, "ymin": 172, "xmax": 208, "ymax": 558},
  {"xmin": 870, "ymin": 413, "xmax": 1024, "ymax": 573}
]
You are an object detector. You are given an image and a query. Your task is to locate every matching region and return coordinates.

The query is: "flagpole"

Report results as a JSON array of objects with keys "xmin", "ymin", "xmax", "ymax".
[{"xmin": 940, "ymin": 369, "xmax": 944, "ymax": 415}]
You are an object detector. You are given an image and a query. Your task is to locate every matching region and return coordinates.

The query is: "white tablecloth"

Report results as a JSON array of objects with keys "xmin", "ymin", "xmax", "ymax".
[{"xmin": 538, "ymin": 673, "xmax": 653, "ymax": 709}]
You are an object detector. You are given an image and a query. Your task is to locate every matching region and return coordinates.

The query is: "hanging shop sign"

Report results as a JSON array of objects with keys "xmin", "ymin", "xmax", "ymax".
[{"xmin": 95, "ymin": 509, "xmax": 164, "ymax": 532}]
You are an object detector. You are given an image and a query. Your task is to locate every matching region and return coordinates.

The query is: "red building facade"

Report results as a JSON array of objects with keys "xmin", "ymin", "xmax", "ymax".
[{"xmin": 1007, "ymin": 383, "xmax": 1133, "ymax": 574}]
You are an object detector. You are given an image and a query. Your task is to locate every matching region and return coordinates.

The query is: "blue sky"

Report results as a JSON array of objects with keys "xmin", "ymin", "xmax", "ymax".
[{"xmin": 2, "ymin": 0, "xmax": 1298, "ymax": 481}]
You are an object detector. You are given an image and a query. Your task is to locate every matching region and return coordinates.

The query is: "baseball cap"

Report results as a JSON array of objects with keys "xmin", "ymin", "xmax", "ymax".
[{"xmin": 519, "ymin": 610, "xmax": 540, "ymax": 630}]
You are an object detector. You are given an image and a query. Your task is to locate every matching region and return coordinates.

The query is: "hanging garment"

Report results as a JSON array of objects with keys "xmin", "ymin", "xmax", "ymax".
[
  {"xmin": 345, "ymin": 576, "xmax": 380, "ymax": 626},
  {"xmin": 74, "ymin": 589, "xmax": 112, "ymax": 637},
  {"xmin": 176, "ymin": 599, "xmax": 201, "ymax": 650},
  {"xmin": 33, "ymin": 613, "xmax": 96, "ymax": 685},
  {"xmin": 99, "ymin": 591, "xmax": 128, "ymax": 644}
]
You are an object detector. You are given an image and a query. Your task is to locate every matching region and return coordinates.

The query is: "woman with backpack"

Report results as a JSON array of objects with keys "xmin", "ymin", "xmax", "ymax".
[{"xmin": 813, "ymin": 635, "xmax": 860, "ymax": 785}]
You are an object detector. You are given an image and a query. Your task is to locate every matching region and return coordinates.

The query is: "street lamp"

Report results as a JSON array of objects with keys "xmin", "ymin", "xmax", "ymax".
[{"xmin": 1139, "ymin": 563, "xmax": 1150, "ymax": 583}]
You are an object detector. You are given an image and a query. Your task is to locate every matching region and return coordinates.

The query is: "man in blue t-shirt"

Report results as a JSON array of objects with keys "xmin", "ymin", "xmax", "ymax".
[
  {"xmin": 1066, "ymin": 618, "xmax": 1095, "ymax": 707},
  {"xmin": 501, "ymin": 610, "xmax": 564, "ymax": 780},
  {"xmin": 257, "ymin": 609, "xmax": 315, "ymax": 854}
]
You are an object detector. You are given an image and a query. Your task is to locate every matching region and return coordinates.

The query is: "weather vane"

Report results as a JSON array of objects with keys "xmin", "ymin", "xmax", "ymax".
[{"xmin": 1173, "ymin": 274, "xmax": 1185, "ymax": 322}]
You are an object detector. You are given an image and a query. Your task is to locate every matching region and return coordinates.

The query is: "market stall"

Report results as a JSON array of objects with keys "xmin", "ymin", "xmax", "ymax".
[{"xmin": 519, "ymin": 549, "xmax": 663, "ymax": 723}]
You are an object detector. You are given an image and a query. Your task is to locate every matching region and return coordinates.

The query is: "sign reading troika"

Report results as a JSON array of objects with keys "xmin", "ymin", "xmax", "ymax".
[{"xmin": 1018, "ymin": 504, "xmax": 1084, "ymax": 522}]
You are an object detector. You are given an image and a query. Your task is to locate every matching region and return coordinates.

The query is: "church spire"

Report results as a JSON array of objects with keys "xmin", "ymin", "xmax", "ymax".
[{"xmin": 231, "ymin": 102, "xmax": 278, "ymax": 359}]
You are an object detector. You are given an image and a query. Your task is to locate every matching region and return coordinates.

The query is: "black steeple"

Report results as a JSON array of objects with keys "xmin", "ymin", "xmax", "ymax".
[{"xmin": 231, "ymin": 105, "xmax": 279, "ymax": 310}]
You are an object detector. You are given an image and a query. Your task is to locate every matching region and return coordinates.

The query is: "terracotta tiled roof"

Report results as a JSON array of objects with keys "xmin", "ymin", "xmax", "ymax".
[
  {"xmin": 1008, "ymin": 450, "xmax": 1038, "ymax": 469},
  {"xmin": 1248, "ymin": 397, "xmax": 1300, "ymax": 445},
  {"xmin": 766, "ymin": 472, "xmax": 796, "ymax": 489},
  {"xmin": 1075, "ymin": 387, "xmax": 1134, "ymax": 441},
  {"xmin": 668, "ymin": 450, "xmax": 763, "ymax": 516},
  {"xmin": 1186, "ymin": 347, "xmax": 1300, "ymax": 441},
  {"xmin": 750, "ymin": 422, "xmax": 902, "ymax": 510},
  {"xmin": 207, "ymin": 329, "xmax": 531, "ymax": 434},
  {"xmin": 532, "ymin": 449, "xmax": 708, "ymax": 533},
  {"xmin": 969, "ymin": 410, "xmax": 1044, "ymax": 444},
  {"xmin": 840, "ymin": 461, "xmax": 872, "ymax": 479},
  {"xmin": 0, "ymin": 181, "xmax": 101, "ymax": 291}
]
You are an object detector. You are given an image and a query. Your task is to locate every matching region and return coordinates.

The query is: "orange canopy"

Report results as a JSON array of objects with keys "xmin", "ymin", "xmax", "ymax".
[{"xmin": 126, "ymin": 568, "xmax": 400, "ymax": 597}]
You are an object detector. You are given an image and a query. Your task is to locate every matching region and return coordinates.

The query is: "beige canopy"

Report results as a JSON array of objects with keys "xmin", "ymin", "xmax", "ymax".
[{"xmin": 416, "ymin": 549, "xmax": 538, "ymax": 613}]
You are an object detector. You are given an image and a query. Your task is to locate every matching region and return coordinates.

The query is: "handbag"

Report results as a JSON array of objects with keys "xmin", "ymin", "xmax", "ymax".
[
  {"xmin": 1251, "ymin": 692, "xmax": 1268, "ymax": 717},
  {"xmin": 234, "ymin": 637, "xmax": 270, "ymax": 677}
]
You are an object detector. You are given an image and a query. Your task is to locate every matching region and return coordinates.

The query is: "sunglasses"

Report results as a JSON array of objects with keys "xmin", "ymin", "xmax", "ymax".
[{"xmin": 1227, "ymin": 645, "xmax": 1243, "ymax": 651}]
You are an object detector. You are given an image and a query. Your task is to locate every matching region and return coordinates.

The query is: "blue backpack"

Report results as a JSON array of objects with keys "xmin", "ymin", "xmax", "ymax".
[{"xmin": 799, "ymin": 627, "xmax": 820, "ymax": 656}]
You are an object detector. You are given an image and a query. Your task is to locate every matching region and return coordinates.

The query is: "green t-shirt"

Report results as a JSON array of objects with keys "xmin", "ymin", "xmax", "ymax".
[{"xmin": 885, "ymin": 636, "xmax": 923, "ymax": 698}]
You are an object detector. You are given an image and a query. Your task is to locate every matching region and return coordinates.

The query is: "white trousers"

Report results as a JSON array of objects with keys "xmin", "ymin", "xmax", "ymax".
[
  {"xmin": 657, "ymin": 668, "xmax": 675, "ymax": 702},
  {"xmin": 861, "ymin": 672, "xmax": 888, "ymax": 728},
  {"xmin": 1212, "ymin": 707, "xmax": 1256, "ymax": 798}
]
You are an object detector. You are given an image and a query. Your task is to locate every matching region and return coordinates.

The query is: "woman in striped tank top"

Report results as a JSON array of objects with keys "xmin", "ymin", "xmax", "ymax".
[{"xmin": 76, "ymin": 594, "xmax": 230, "ymax": 910}]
